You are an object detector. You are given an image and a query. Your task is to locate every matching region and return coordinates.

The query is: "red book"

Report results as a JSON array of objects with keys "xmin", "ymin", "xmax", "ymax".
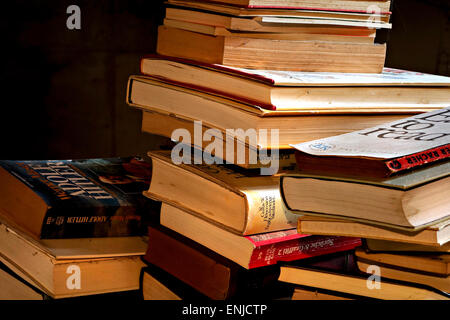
[
  {"xmin": 160, "ymin": 203, "xmax": 361, "ymax": 269},
  {"xmin": 246, "ymin": 230, "xmax": 361, "ymax": 269}
]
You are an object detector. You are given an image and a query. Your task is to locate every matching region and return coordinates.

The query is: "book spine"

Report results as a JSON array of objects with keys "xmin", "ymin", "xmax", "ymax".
[
  {"xmin": 384, "ymin": 144, "xmax": 450, "ymax": 174},
  {"xmin": 243, "ymin": 188, "xmax": 298, "ymax": 235},
  {"xmin": 248, "ymin": 236, "xmax": 361, "ymax": 269}
]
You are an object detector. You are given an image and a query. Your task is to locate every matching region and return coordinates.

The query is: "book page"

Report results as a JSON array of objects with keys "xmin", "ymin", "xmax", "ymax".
[
  {"xmin": 291, "ymin": 107, "xmax": 450, "ymax": 159},
  {"xmin": 226, "ymin": 67, "xmax": 450, "ymax": 86}
]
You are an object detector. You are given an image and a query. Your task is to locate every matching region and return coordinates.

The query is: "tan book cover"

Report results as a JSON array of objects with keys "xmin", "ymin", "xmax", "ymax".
[{"xmin": 146, "ymin": 150, "xmax": 297, "ymax": 235}]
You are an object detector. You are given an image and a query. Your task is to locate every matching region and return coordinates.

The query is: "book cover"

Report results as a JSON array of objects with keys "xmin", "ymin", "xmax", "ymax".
[
  {"xmin": 281, "ymin": 161, "xmax": 450, "ymax": 231},
  {"xmin": 0, "ymin": 157, "xmax": 160, "ymax": 239},
  {"xmin": 291, "ymin": 107, "xmax": 450, "ymax": 177},
  {"xmin": 161, "ymin": 202, "xmax": 362, "ymax": 269},
  {"xmin": 142, "ymin": 55, "xmax": 450, "ymax": 87},
  {"xmin": 168, "ymin": 0, "xmax": 392, "ymax": 14},
  {"xmin": 147, "ymin": 150, "xmax": 298, "ymax": 235},
  {"xmin": 246, "ymin": 229, "xmax": 362, "ymax": 269},
  {"xmin": 144, "ymin": 225, "xmax": 289, "ymax": 299}
]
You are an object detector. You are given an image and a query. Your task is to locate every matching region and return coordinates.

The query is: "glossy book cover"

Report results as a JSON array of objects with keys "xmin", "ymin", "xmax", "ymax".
[{"xmin": 0, "ymin": 157, "xmax": 160, "ymax": 239}]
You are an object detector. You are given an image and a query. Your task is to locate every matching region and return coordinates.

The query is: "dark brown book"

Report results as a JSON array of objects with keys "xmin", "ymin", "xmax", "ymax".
[{"xmin": 143, "ymin": 225, "xmax": 291, "ymax": 300}]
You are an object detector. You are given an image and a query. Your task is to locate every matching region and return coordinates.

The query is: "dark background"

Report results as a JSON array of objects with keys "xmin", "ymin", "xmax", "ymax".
[{"xmin": 1, "ymin": 0, "xmax": 449, "ymax": 160}]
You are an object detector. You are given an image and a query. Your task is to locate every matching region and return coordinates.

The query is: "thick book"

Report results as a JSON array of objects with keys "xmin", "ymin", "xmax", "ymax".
[
  {"xmin": 146, "ymin": 150, "xmax": 297, "ymax": 235},
  {"xmin": 168, "ymin": 0, "xmax": 392, "ymax": 14},
  {"xmin": 0, "ymin": 219, "xmax": 146, "ymax": 299},
  {"xmin": 297, "ymin": 216, "xmax": 450, "ymax": 246},
  {"xmin": 143, "ymin": 225, "xmax": 290, "ymax": 299},
  {"xmin": 157, "ymin": 25, "xmax": 386, "ymax": 73},
  {"xmin": 160, "ymin": 202, "xmax": 362, "ymax": 269},
  {"xmin": 165, "ymin": 6, "xmax": 390, "ymax": 31},
  {"xmin": 281, "ymin": 161, "xmax": 450, "ymax": 231},
  {"xmin": 278, "ymin": 265, "xmax": 449, "ymax": 300},
  {"xmin": 127, "ymin": 75, "xmax": 418, "ymax": 149},
  {"xmin": 0, "ymin": 157, "xmax": 160, "ymax": 239},
  {"xmin": 141, "ymin": 55, "xmax": 450, "ymax": 112},
  {"xmin": 141, "ymin": 110, "xmax": 298, "ymax": 170},
  {"xmin": 291, "ymin": 107, "xmax": 450, "ymax": 178}
]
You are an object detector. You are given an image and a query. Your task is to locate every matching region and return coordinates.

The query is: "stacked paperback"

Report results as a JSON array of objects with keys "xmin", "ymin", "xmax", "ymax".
[
  {"xmin": 280, "ymin": 109, "xmax": 450, "ymax": 299},
  {"xmin": 126, "ymin": 1, "xmax": 450, "ymax": 300},
  {"xmin": 2, "ymin": 0, "xmax": 450, "ymax": 301},
  {"xmin": 0, "ymin": 157, "xmax": 160, "ymax": 299}
]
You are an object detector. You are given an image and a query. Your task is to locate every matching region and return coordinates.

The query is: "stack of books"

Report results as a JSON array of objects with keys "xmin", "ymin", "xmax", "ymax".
[
  {"xmin": 280, "ymin": 109, "xmax": 450, "ymax": 300},
  {"xmin": 3, "ymin": 1, "xmax": 450, "ymax": 302},
  {"xmin": 123, "ymin": 0, "xmax": 423, "ymax": 300},
  {"xmin": 139, "ymin": 152, "xmax": 361, "ymax": 300},
  {"xmin": 0, "ymin": 157, "xmax": 160, "ymax": 299},
  {"xmin": 124, "ymin": 1, "xmax": 450, "ymax": 300},
  {"xmin": 128, "ymin": 0, "xmax": 450, "ymax": 166},
  {"xmin": 157, "ymin": 0, "xmax": 392, "ymax": 72}
]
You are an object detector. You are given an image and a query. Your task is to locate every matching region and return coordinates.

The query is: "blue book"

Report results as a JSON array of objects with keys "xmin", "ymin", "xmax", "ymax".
[{"xmin": 0, "ymin": 157, "xmax": 160, "ymax": 239}]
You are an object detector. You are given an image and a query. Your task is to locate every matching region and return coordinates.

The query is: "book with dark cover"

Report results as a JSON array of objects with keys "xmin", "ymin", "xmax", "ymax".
[
  {"xmin": 143, "ymin": 225, "xmax": 293, "ymax": 300},
  {"xmin": 0, "ymin": 157, "xmax": 161, "ymax": 239},
  {"xmin": 140, "ymin": 265, "xmax": 210, "ymax": 300}
]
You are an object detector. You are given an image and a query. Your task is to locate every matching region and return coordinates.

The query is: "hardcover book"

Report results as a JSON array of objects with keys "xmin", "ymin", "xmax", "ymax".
[
  {"xmin": 290, "ymin": 107, "xmax": 450, "ymax": 178},
  {"xmin": 0, "ymin": 157, "xmax": 160, "ymax": 239}
]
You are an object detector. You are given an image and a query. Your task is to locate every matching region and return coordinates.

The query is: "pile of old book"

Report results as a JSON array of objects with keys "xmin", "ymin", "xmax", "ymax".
[
  {"xmin": 126, "ymin": 0, "xmax": 450, "ymax": 300},
  {"xmin": 280, "ymin": 108, "xmax": 450, "ymax": 299},
  {"xmin": 0, "ymin": 157, "xmax": 161, "ymax": 299},
  {"xmin": 1, "ymin": 0, "xmax": 450, "ymax": 301}
]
